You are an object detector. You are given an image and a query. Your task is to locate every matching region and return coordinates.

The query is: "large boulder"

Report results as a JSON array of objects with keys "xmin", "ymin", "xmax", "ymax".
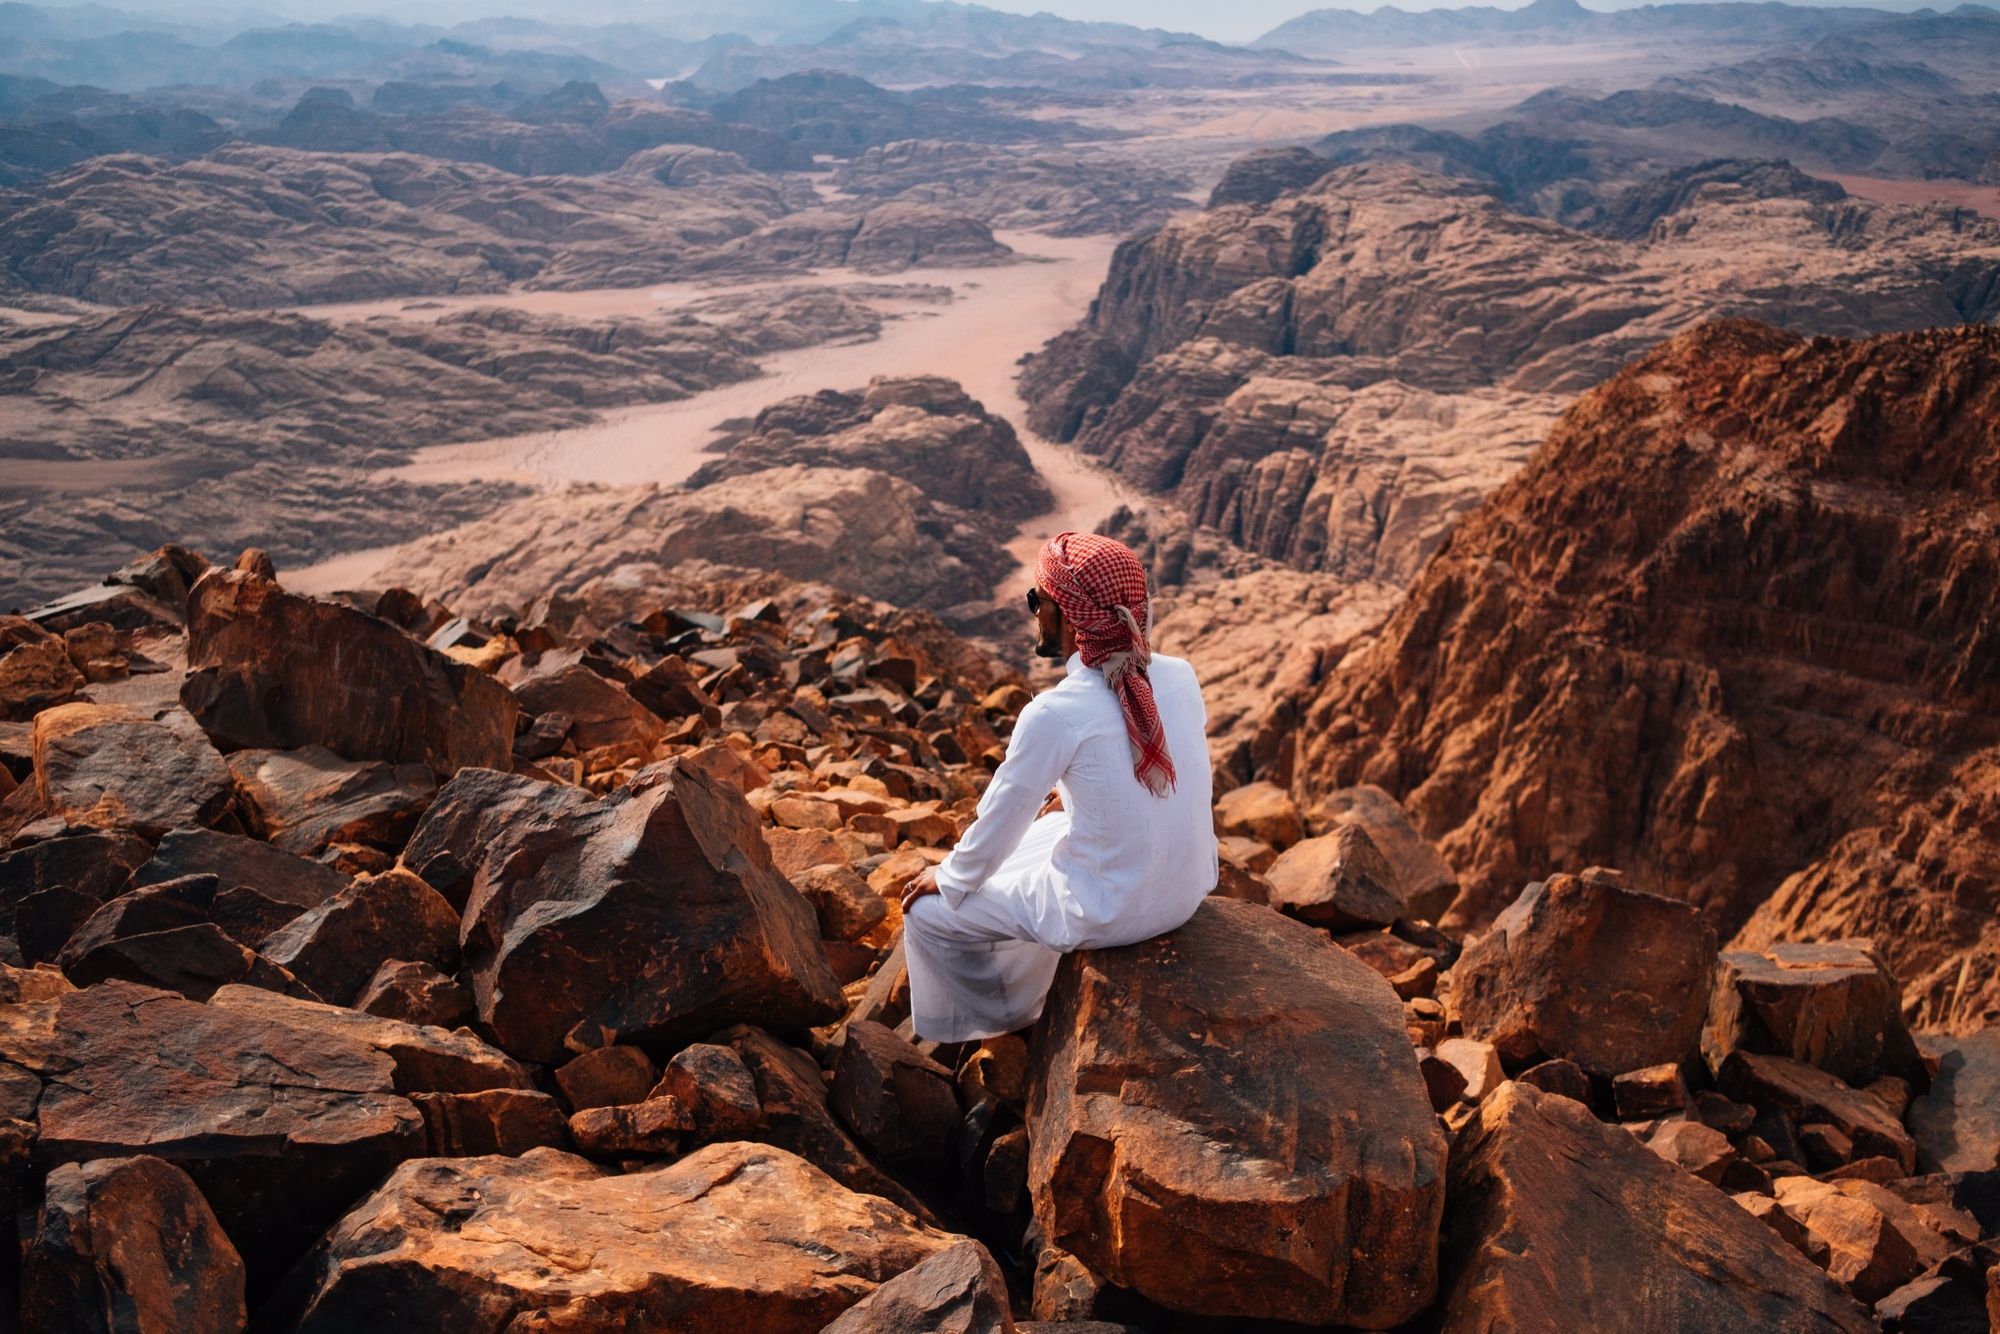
[
  {"xmin": 1261, "ymin": 823, "xmax": 1405, "ymax": 930},
  {"xmin": 208, "ymin": 984, "xmax": 531, "ymax": 1095},
  {"xmin": 257, "ymin": 867, "xmax": 459, "ymax": 1005},
  {"xmin": 1312, "ymin": 784, "xmax": 1459, "ymax": 922},
  {"xmin": 1434, "ymin": 1081, "xmax": 1873, "ymax": 1331},
  {"xmin": 32, "ymin": 704, "xmax": 233, "ymax": 839},
  {"xmin": 21, "ymin": 1154, "xmax": 246, "ymax": 1334},
  {"xmin": 267, "ymin": 1142, "xmax": 963, "ymax": 1333},
  {"xmin": 456, "ymin": 758, "xmax": 844, "ymax": 1063},
  {"xmin": 821, "ymin": 1238, "xmax": 1015, "ymax": 1334},
  {"xmin": 1449, "ymin": 868, "xmax": 1718, "ymax": 1077},
  {"xmin": 1907, "ymin": 1029, "xmax": 2000, "ymax": 1173},
  {"xmin": 1027, "ymin": 897, "xmax": 1446, "ymax": 1327},
  {"xmin": 400, "ymin": 765, "xmax": 596, "ymax": 911},
  {"xmin": 1703, "ymin": 941, "xmax": 1926, "ymax": 1087},
  {"xmin": 181, "ymin": 568, "xmax": 516, "ymax": 776},
  {"xmin": 225, "ymin": 746, "xmax": 436, "ymax": 857}
]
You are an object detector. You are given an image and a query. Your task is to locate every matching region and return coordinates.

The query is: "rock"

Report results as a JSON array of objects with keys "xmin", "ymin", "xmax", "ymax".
[
  {"xmin": 1875, "ymin": 1241, "xmax": 2000, "ymax": 1333},
  {"xmin": 1435, "ymin": 1082, "xmax": 1873, "ymax": 1331},
  {"xmin": 1311, "ymin": 785, "xmax": 1460, "ymax": 922},
  {"xmin": 555, "ymin": 1045, "xmax": 659, "ymax": 1112},
  {"xmin": 0, "ymin": 627, "xmax": 86, "ymax": 722},
  {"xmin": 830, "ymin": 1019, "xmax": 961, "ymax": 1176},
  {"xmin": 399, "ymin": 766, "xmax": 595, "ymax": 912},
  {"xmin": 1704, "ymin": 941, "xmax": 1926, "ymax": 1087},
  {"xmin": 355, "ymin": 959, "xmax": 474, "ymax": 1029},
  {"xmin": 1646, "ymin": 1118, "xmax": 1739, "ymax": 1185},
  {"xmin": 21, "ymin": 1155, "xmax": 245, "ymax": 1334},
  {"xmin": 1261, "ymin": 823, "xmax": 1405, "ymax": 931},
  {"xmin": 1418, "ymin": 1050, "xmax": 1470, "ymax": 1110},
  {"xmin": 506, "ymin": 659, "xmax": 665, "ymax": 753},
  {"xmin": 60, "ymin": 893, "xmax": 309, "ymax": 1002},
  {"xmin": 1516, "ymin": 1058, "xmax": 1592, "ymax": 1105},
  {"xmin": 1028, "ymin": 897, "xmax": 1446, "ymax": 1326},
  {"xmin": 409, "ymin": 1089, "xmax": 567, "ymax": 1157},
  {"xmin": 32, "ymin": 704, "xmax": 233, "ymax": 839},
  {"xmin": 1206, "ymin": 145, "xmax": 1332, "ymax": 207},
  {"xmin": 132, "ymin": 826, "xmax": 350, "ymax": 936},
  {"xmin": 1435, "ymin": 1037, "xmax": 1506, "ymax": 1102},
  {"xmin": 793, "ymin": 861, "xmax": 889, "ymax": 942},
  {"xmin": 721, "ymin": 1023, "xmax": 932, "ymax": 1218},
  {"xmin": 10, "ymin": 980, "xmax": 426, "ymax": 1287},
  {"xmin": 568, "ymin": 1094, "xmax": 694, "ymax": 1159},
  {"xmin": 1770, "ymin": 1177, "xmax": 1943, "ymax": 1304},
  {"xmin": 459, "ymin": 758, "xmax": 843, "ymax": 1063},
  {"xmin": 1719, "ymin": 1051, "xmax": 1918, "ymax": 1173},
  {"xmin": 1908, "ymin": 1030, "xmax": 2000, "ymax": 1173},
  {"xmin": 267, "ymin": 1142, "xmax": 962, "ymax": 1333},
  {"xmin": 258, "ymin": 867, "xmax": 459, "ymax": 1005},
  {"xmin": 0, "ymin": 830, "xmax": 153, "ymax": 965},
  {"xmin": 1613, "ymin": 1063, "xmax": 1692, "ymax": 1120},
  {"xmin": 1211, "ymin": 781, "xmax": 1303, "ymax": 850},
  {"xmin": 225, "ymin": 746, "xmax": 435, "ymax": 857},
  {"xmin": 652, "ymin": 1042, "xmax": 763, "ymax": 1143},
  {"xmin": 208, "ymin": 984, "xmax": 531, "ymax": 1095},
  {"xmin": 1449, "ymin": 868, "xmax": 1718, "ymax": 1077},
  {"xmin": 182, "ymin": 568, "xmax": 516, "ymax": 776},
  {"xmin": 821, "ymin": 1238, "xmax": 1015, "ymax": 1334}
]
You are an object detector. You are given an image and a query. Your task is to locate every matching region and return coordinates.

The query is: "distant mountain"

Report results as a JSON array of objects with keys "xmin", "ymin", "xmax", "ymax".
[{"xmin": 1256, "ymin": 0, "xmax": 1901, "ymax": 54}]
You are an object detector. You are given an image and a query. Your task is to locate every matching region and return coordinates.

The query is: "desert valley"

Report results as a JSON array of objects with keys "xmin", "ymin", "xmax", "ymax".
[{"xmin": 1, "ymin": 0, "xmax": 1998, "ymax": 1328}]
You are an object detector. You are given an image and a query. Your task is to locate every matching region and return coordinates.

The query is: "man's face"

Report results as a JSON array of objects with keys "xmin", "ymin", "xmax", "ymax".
[{"xmin": 1030, "ymin": 586, "xmax": 1064, "ymax": 660}]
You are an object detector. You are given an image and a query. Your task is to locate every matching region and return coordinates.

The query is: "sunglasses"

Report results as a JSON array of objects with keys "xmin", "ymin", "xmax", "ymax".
[{"xmin": 1027, "ymin": 587, "xmax": 1050, "ymax": 616}]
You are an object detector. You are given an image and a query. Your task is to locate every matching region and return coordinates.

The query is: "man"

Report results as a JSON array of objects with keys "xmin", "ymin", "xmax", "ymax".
[{"xmin": 900, "ymin": 531, "xmax": 1217, "ymax": 1042}]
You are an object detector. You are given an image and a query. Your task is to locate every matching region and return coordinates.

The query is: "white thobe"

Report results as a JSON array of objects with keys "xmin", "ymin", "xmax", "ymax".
[{"xmin": 903, "ymin": 649, "xmax": 1218, "ymax": 1042}]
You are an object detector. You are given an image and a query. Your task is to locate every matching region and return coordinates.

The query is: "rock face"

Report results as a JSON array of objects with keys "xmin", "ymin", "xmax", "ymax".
[
  {"xmin": 1703, "ymin": 941, "xmax": 1926, "ymax": 1087},
  {"xmin": 269, "ymin": 1143, "xmax": 963, "ymax": 1333},
  {"xmin": 183, "ymin": 569, "xmax": 516, "ymax": 776},
  {"xmin": 1907, "ymin": 1029, "xmax": 2000, "ymax": 1173},
  {"xmin": 1028, "ymin": 897, "xmax": 1447, "ymax": 1327},
  {"xmin": 1450, "ymin": 869, "xmax": 1718, "ymax": 1078},
  {"xmin": 453, "ymin": 757, "xmax": 844, "ymax": 1062},
  {"xmin": 1435, "ymin": 1081, "xmax": 1873, "ymax": 1332},
  {"xmin": 21, "ymin": 1154, "xmax": 246, "ymax": 1334},
  {"xmin": 831, "ymin": 138, "xmax": 1190, "ymax": 236},
  {"xmin": 1282, "ymin": 321, "xmax": 2000, "ymax": 1014},
  {"xmin": 1019, "ymin": 163, "xmax": 2000, "ymax": 596}
]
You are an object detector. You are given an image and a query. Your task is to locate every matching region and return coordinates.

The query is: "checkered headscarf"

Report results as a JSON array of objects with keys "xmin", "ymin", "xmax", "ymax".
[{"xmin": 1035, "ymin": 532, "xmax": 1176, "ymax": 796}]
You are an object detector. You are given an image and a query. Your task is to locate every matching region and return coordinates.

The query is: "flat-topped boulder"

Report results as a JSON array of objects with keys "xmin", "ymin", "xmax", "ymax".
[
  {"xmin": 458, "ymin": 757, "xmax": 844, "ymax": 1062},
  {"xmin": 181, "ymin": 568, "xmax": 516, "ymax": 776},
  {"xmin": 267, "ymin": 1142, "xmax": 965, "ymax": 1333},
  {"xmin": 1028, "ymin": 897, "xmax": 1446, "ymax": 1327},
  {"xmin": 32, "ymin": 703, "xmax": 233, "ymax": 839},
  {"xmin": 208, "ymin": 984, "xmax": 530, "ymax": 1095},
  {"xmin": 1703, "ymin": 940, "xmax": 1926, "ymax": 1087},
  {"xmin": 1435, "ymin": 1081, "xmax": 1873, "ymax": 1331},
  {"xmin": 1449, "ymin": 868, "xmax": 1718, "ymax": 1077}
]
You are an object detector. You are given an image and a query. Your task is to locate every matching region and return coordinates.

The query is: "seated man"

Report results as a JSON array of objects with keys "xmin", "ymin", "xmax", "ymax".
[{"xmin": 900, "ymin": 531, "xmax": 1218, "ymax": 1042}]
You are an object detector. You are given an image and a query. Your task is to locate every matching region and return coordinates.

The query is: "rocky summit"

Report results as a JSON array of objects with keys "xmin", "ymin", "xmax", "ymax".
[{"xmin": 0, "ymin": 524, "xmax": 1990, "ymax": 1331}]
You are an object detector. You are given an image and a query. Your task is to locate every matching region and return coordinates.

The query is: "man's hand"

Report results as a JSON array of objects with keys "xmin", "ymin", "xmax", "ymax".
[
  {"xmin": 901, "ymin": 864, "xmax": 940, "ymax": 914},
  {"xmin": 1037, "ymin": 789, "xmax": 1063, "ymax": 817}
]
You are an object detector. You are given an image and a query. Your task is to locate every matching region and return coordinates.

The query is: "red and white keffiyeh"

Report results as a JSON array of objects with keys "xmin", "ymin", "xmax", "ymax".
[{"xmin": 1034, "ymin": 531, "xmax": 1176, "ymax": 796}]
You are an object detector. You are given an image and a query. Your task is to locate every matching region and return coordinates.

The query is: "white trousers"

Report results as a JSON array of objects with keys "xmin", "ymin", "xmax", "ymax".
[{"xmin": 903, "ymin": 812, "xmax": 1071, "ymax": 1043}]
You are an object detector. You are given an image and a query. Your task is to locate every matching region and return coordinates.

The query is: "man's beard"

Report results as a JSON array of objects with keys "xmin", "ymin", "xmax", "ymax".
[{"xmin": 1033, "ymin": 627, "xmax": 1064, "ymax": 660}]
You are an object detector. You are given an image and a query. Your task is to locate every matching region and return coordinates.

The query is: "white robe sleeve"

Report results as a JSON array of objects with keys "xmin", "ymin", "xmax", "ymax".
[{"xmin": 933, "ymin": 696, "xmax": 1077, "ymax": 910}]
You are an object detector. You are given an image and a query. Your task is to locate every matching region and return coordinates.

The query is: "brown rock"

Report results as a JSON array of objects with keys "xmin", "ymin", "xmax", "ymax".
[
  {"xmin": 507, "ymin": 659, "xmax": 665, "ymax": 754},
  {"xmin": 1771, "ymin": 1177, "xmax": 1935, "ymax": 1304},
  {"xmin": 1613, "ymin": 1063, "xmax": 1692, "ymax": 1120},
  {"xmin": 398, "ymin": 765, "xmax": 595, "ymax": 912},
  {"xmin": 0, "ymin": 829, "xmax": 156, "ymax": 965},
  {"xmin": 1516, "ymin": 1058, "xmax": 1592, "ymax": 1105},
  {"xmin": 794, "ymin": 861, "xmax": 889, "ymax": 942},
  {"xmin": 1736, "ymin": 1191, "xmax": 1817, "ymax": 1258},
  {"xmin": 568, "ymin": 1094, "xmax": 694, "ymax": 1159},
  {"xmin": 555, "ymin": 1045, "xmax": 659, "ymax": 1112},
  {"xmin": 1262, "ymin": 823, "xmax": 1405, "ymax": 931},
  {"xmin": 1312, "ymin": 785, "xmax": 1459, "ymax": 922},
  {"xmin": 61, "ymin": 903, "xmax": 309, "ymax": 1003},
  {"xmin": 1028, "ymin": 897, "xmax": 1446, "ymax": 1326},
  {"xmin": 652, "ymin": 1041, "xmax": 763, "ymax": 1143},
  {"xmin": 1418, "ymin": 1050, "xmax": 1470, "ymax": 1110},
  {"xmin": 831, "ymin": 1019, "xmax": 960, "ymax": 1176},
  {"xmin": 268, "ymin": 1143, "xmax": 963, "ymax": 1332},
  {"xmin": 1719, "ymin": 1051, "xmax": 1917, "ymax": 1173},
  {"xmin": 1436, "ymin": 1082, "xmax": 1873, "ymax": 1331},
  {"xmin": 1209, "ymin": 855, "xmax": 1273, "ymax": 906},
  {"xmin": 457, "ymin": 758, "xmax": 843, "ymax": 1062},
  {"xmin": 1436, "ymin": 1037, "xmax": 1505, "ymax": 1102},
  {"xmin": 21, "ymin": 1155, "xmax": 245, "ymax": 1334},
  {"xmin": 32, "ymin": 704, "xmax": 233, "ymax": 839},
  {"xmin": 182, "ymin": 568, "xmax": 517, "ymax": 776},
  {"xmin": 208, "ymin": 983, "xmax": 530, "ymax": 1095},
  {"xmin": 1907, "ymin": 1029, "xmax": 2000, "ymax": 1173},
  {"xmin": 226, "ymin": 746, "xmax": 435, "ymax": 857},
  {"xmin": 132, "ymin": 826, "xmax": 349, "ymax": 938},
  {"xmin": 1647, "ymin": 1118, "xmax": 1739, "ymax": 1185},
  {"xmin": 1449, "ymin": 868, "xmax": 1718, "ymax": 1077},
  {"xmin": 721, "ymin": 1023, "xmax": 932, "ymax": 1219},
  {"xmin": 355, "ymin": 958, "xmax": 473, "ymax": 1029},
  {"xmin": 0, "ymin": 629, "xmax": 86, "ymax": 722},
  {"xmin": 821, "ymin": 1238, "xmax": 1015, "ymax": 1334},
  {"xmin": 409, "ymin": 1088, "xmax": 567, "ymax": 1157},
  {"xmin": 258, "ymin": 867, "xmax": 458, "ymax": 1005},
  {"xmin": 1212, "ymin": 781, "xmax": 1302, "ymax": 850},
  {"xmin": 1216, "ymin": 835, "xmax": 1277, "ymax": 874},
  {"xmin": 1704, "ymin": 941, "xmax": 1926, "ymax": 1087}
]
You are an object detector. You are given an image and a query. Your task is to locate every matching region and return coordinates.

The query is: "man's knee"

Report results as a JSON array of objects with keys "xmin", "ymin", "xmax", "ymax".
[{"xmin": 904, "ymin": 892, "xmax": 951, "ymax": 939}]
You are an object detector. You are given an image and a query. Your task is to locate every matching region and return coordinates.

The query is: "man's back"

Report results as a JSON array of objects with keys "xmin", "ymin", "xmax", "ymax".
[{"xmin": 1030, "ymin": 649, "xmax": 1217, "ymax": 948}]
